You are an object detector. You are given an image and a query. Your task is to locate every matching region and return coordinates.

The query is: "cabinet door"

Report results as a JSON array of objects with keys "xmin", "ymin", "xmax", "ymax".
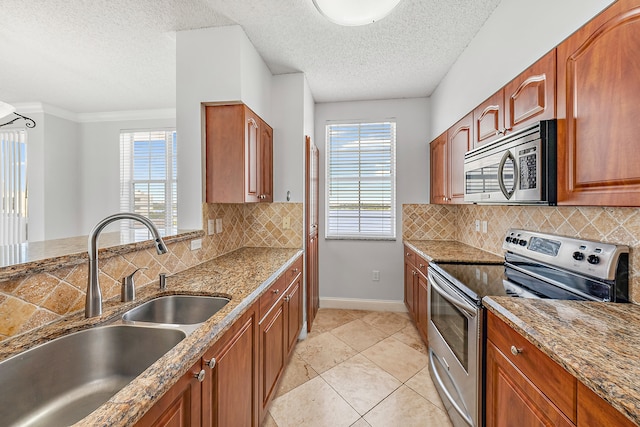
[
  {"xmin": 245, "ymin": 107, "xmax": 260, "ymax": 203},
  {"xmin": 429, "ymin": 132, "xmax": 448, "ymax": 204},
  {"xmin": 557, "ymin": 0, "xmax": 640, "ymax": 206},
  {"xmin": 577, "ymin": 382, "xmax": 636, "ymax": 427},
  {"xmin": 485, "ymin": 341, "xmax": 575, "ymax": 427},
  {"xmin": 404, "ymin": 262, "xmax": 416, "ymax": 319},
  {"xmin": 448, "ymin": 114, "xmax": 472, "ymax": 203},
  {"xmin": 259, "ymin": 301, "xmax": 286, "ymax": 422},
  {"xmin": 202, "ymin": 306, "xmax": 257, "ymax": 427},
  {"xmin": 286, "ymin": 277, "xmax": 303, "ymax": 355},
  {"xmin": 474, "ymin": 90, "xmax": 504, "ymax": 148},
  {"xmin": 135, "ymin": 360, "xmax": 202, "ymax": 427},
  {"xmin": 504, "ymin": 49, "xmax": 556, "ymax": 134},
  {"xmin": 259, "ymin": 121, "xmax": 273, "ymax": 202},
  {"xmin": 416, "ymin": 272, "xmax": 428, "ymax": 344}
]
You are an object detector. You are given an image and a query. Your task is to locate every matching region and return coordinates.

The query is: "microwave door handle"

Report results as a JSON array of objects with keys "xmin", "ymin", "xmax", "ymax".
[
  {"xmin": 428, "ymin": 273, "xmax": 477, "ymax": 317},
  {"xmin": 498, "ymin": 150, "xmax": 517, "ymax": 200}
]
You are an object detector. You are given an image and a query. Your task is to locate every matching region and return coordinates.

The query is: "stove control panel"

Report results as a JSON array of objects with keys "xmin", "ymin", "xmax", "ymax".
[{"xmin": 503, "ymin": 229, "xmax": 628, "ymax": 281}]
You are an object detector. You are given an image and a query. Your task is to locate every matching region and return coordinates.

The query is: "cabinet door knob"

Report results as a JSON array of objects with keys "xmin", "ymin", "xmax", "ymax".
[
  {"xmin": 419, "ymin": 263, "xmax": 424, "ymax": 268},
  {"xmin": 510, "ymin": 345, "xmax": 522, "ymax": 356},
  {"xmin": 206, "ymin": 358, "xmax": 216, "ymax": 369},
  {"xmin": 284, "ymin": 295, "xmax": 291, "ymax": 302},
  {"xmin": 195, "ymin": 369, "xmax": 206, "ymax": 382},
  {"xmin": 412, "ymin": 270, "xmax": 417, "ymax": 276},
  {"xmin": 406, "ymin": 252, "xmax": 411, "ymax": 257},
  {"xmin": 272, "ymin": 289, "xmax": 280, "ymax": 294}
]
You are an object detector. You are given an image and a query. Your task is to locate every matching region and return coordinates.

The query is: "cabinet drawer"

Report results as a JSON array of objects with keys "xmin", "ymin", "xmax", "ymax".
[
  {"xmin": 286, "ymin": 257, "xmax": 303, "ymax": 283},
  {"xmin": 487, "ymin": 311, "xmax": 577, "ymax": 423},
  {"xmin": 404, "ymin": 246, "xmax": 416, "ymax": 266},
  {"xmin": 260, "ymin": 275, "xmax": 287, "ymax": 320},
  {"xmin": 415, "ymin": 255, "xmax": 428, "ymax": 277}
]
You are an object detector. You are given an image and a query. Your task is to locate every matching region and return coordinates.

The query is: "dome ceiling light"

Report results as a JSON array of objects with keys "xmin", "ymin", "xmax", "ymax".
[{"xmin": 312, "ymin": 0, "xmax": 403, "ymax": 26}]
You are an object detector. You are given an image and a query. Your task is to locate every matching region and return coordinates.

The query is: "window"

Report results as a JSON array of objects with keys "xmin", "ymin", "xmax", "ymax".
[
  {"xmin": 0, "ymin": 129, "xmax": 28, "ymax": 247},
  {"xmin": 120, "ymin": 129, "xmax": 177, "ymax": 238},
  {"xmin": 325, "ymin": 121, "xmax": 396, "ymax": 240}
]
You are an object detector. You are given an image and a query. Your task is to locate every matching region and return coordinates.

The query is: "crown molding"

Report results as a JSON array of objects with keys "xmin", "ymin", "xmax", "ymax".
[{"xmin": 9, "ymin": 102, "xmax": 176, "ymax": 123}]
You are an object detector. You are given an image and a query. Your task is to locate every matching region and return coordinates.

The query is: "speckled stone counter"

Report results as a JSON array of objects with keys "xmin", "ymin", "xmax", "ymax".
[
  {"xmin": 484, "ymin": 297, "xmax": 640, "ymax": 426},
  {"xmin": 0, "ymin": 246, "xmax": 303, "ymax": 426},
  {"xmin": 404, "ymin": 240, "xmax": 503, "ymax": 264}
]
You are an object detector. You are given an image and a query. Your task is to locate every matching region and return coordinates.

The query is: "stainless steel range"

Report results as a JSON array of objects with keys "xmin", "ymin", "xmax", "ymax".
[{"xmin": 427, "ymin": 229, "xmax": 629, "ymax": 427}]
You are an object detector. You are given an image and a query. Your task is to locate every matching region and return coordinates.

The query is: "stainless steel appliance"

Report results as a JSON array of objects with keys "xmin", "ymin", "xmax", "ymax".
[
  {"xmin": 463, "ymin": 120, "xmax": 556, "ymax": 204},
  {"xmin": 427, "ymin": 229, "xmax": 629, "ymax": 427}
]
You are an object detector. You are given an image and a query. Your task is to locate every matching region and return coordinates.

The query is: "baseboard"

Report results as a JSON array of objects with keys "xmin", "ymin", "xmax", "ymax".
[{"xmin": 319, "ymin": 297, "xmax": 407, "ymax": 312}]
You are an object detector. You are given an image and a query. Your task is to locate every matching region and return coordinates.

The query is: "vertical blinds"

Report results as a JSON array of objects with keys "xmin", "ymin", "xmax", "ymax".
[
  {"xmin": 120, "ymin": 129, "xmax": 177, "ymax": 239},
  {"xmin": 326, "ymin": 121, "xmax": 396, "ymax": 240},
  {"xmin": 0, "ymin": 129, "xmax": 27, "ymax": 246}
]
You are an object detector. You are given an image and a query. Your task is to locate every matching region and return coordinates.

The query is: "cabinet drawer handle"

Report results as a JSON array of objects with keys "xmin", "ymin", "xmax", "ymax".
[
  {"xmin": 419, "ymin": 263, "xmax": 424, "ymax": 268},
  {"xmin": 195, "ymin": 369, "xmax": 206, "ymax": 382},
  {"xmin": 510, "ymin": 345, "xmax": 523, "ymax": 356},
  {"xmin": 292, "ymin": 268, "xmax": 299, "ymax": 273},
  {"xmin": 406, "ymin": 252, "xmax": 411, "ymax": 257},
  {"xmin": 272, "ymin": 289, "xmax": 280, "ymax": 294},
  {"xmin": 206, "ymin": 358, "xmax": 216, "ymax": 369}
]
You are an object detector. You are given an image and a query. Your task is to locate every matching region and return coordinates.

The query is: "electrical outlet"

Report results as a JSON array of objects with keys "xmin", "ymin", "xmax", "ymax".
[
  {"xmin": 372, "ymin": 270, "xmax": 380, "ymax": 281},
  {"xmin": 190, "ymin": 239, "xmax": 202, "ymax": 250},
  {"xmin": 475, "ymin": 219, "xmax": 480, "ymax": 232},
  {"xmin": 283, "ymin": 216, "xmax": 291, "ymax": 230},
  {"xmin": 215, "ymin": 218, "xmax": 223, "ymax": 234},
  {"xmin": 207, "ymin": 219, "xmax": 215, "ymax": 235},
  {"xmin": 482, "ymin": 220, "xmax": 488, "ymax": 234}
]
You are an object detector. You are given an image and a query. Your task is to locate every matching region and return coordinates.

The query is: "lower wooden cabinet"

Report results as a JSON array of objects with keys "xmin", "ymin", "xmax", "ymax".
[
  {"xmin": 135, "ymin": 359, "xmax": 203, "ymax": 427},
  {"xmin": 403, "ymin": 245, "xmax": 428, "ymax": 344},
  {"xmin": 202, "ymin": 304, "xmax": 258, "ymax": 427}
]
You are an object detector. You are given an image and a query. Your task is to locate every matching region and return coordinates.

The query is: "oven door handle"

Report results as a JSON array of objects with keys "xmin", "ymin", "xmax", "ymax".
[
  {"xmin": 429, "ymin": 273, "xmax": 477, "ymax": 318},
  {"xmin": 429, "ymin": 352, "xmax": 474, "ymax": 426}
]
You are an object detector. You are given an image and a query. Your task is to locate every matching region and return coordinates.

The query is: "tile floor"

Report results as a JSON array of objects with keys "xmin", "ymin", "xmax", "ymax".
[{"xmin": 261, "ymin": 308, "xmax": 453, "ymax": 427}]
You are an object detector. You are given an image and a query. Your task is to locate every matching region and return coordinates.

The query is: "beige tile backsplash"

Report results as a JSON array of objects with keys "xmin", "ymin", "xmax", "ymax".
[
  {"xmin": 403, "ymin": 204, "xmax": 640, "ymax": 303},
  {"xmin": 0, "ymin": 202, "xmax": 302, "ymax": 341}
]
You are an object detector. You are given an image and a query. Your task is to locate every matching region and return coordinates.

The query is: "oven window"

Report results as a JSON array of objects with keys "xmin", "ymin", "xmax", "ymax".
[
  {"xmin": 431, "ymin": 288, "xmax": 469, "ymax": 371},
  {"xmin": 465, "ymin": 164, "xmax": 500, "ymax": 194}
]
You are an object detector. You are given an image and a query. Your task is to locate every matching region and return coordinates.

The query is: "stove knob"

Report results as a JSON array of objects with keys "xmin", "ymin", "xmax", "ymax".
[
  {"xmin": 505, "ymin": 237, "xmax": 512, "ymax": 243},
  {"xmin": 572, "ymin": 251, "xmax": 585, "ymax": 261},
  {"xmin": 518, "ymin": 239, "xmax": 527, "ymax": 246},
  {"xmin": 587, "ymin": 254, "xmax": 600, "ymax": 265}
]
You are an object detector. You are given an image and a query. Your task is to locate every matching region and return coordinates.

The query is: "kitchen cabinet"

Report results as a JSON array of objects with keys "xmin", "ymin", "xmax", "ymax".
[
  {"xmin": 135, "ymin": 359, "xmax": 203, "ymax": 427},
  {"xmin": 473, "ymin": 89, "xmax": 504, "ymax": 148},
  {"xmin": 403, "ymin": 245, "xmax": 428, "ymax": 344},
  {"xmin": 202, "ymin": 303, "xmax": 258, "ymax": 427},
  {"xmin": 556, "ymin": 0, "xmax": 640, "ymax": 206},
  {"xmin": 205, "ymin": 104, "xmax": 273, "ymax": 204},
  {"xmin": 430, "ymin": 113, "xmax": 471, "ymax": 205},
  {"xmin": 258, "ymin": 256, "xmax": 303, "ymax": 422},
  {"xmin": 577, "ymin": 382, "xmax": 635, "ymax": 427}
]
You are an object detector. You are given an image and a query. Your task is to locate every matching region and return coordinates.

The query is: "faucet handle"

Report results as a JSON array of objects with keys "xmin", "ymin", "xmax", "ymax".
[{"xmin": 121, "ymin": 267, "xmax": 148, "ymax": 302}]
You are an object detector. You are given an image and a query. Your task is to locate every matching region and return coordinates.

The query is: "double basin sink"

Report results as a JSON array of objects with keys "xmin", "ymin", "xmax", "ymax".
[{"xmin": 0, "ymin": 295, "xmax": 229, "ymax": 427}]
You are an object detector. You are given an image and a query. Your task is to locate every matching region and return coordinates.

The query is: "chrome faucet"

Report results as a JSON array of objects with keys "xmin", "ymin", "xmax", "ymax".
[{"xmin": 85, "ymin": 213, "xmax": 168, "ymax": 318}]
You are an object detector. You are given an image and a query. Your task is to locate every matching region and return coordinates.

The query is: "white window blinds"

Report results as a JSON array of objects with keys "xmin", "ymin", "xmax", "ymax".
[
  {"xmin": 0, "ymin": 129, "xmax": 28, "ymax": 246},
  {"xmin": 325, "ymin": 121, "xmax": 396, "ymax": 240},
  {"xmin": 120, "ymin": 129, "xmax": 177, "ymax": 238}
]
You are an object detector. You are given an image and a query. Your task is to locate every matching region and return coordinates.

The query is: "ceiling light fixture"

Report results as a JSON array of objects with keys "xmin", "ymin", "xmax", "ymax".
[
  {"xmin": 312, "ymin": 0, "xmax": 402, "ymax": 26},
  {"xmin": 0, "ymin": 101, "xmax": 36, "ymax": 128}
]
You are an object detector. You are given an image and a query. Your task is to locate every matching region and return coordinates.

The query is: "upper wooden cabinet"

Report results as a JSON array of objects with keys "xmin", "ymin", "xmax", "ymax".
[
  {"xmin": 206, "ymin": 104, "xmax": 273, "ymax": 203},
  {"xmin": 557, "ymin": 0, "xmax": 640, "ymax": 206},
  {"xmin": 473, "ymin": 50, "xmax": 556, "ymax": 148},
  {"xmin": 430, "ymin": 132, "xmax": 448, "ymax": 204}
]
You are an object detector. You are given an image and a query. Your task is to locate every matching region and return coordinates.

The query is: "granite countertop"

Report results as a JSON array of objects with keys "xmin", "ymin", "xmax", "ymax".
[
  {"xmin": 404, "ymin": 240, "xmax": 503, "ymax": 264},
  {"xmin": 484, "ymin": 297, "xmax": 640, "ymax": 426},
  {"xmin": 0, "ymin": 246, "xmax": 303, "ymax": 426}
]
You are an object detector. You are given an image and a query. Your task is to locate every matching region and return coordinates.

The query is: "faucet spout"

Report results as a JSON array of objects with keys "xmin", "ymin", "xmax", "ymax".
[{"xmin": 85, "ymin": 213, "xmax": 168, "ymax": 318}]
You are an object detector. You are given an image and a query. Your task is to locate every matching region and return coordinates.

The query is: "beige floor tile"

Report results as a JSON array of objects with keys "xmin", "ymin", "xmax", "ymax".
[
  {"xmin": 405, "ymin": 366, "xmax": 446, "ymax": 410},
  {"xmin": 363, "ymin": 385, "xmax": 453, "ymax": 427},
  {"xmin": 331, "ymin": 319, "xmax": 389, "ymax": 352},
  {"xmin": 261, "ymin": 411, "xmax": 278, "ymax": 427},
  {"xmin": 361, "ymin": 336, "xmax": 428, "ymax": 382},
  {"xmin": 295, "ymin": 331, "xmax": 358, "ymax": 373},
  {"xmin": 276, "ymin": 352, "xmax": 319, "ymax": 397},
  {"xmin": 322, "ymin": 354, "xmax": 401, "ymax": 415},
  {"xmin": 309, "ymin": 308, "xmax": 359, "ymax": 334},
  {"xmin": 361, "ymin": 311, "xmax": 412, "ymax": 336},
  {"xmin": 269, "ymin": 376, "xmax": 360, "ymax": 427},
  {"xmin": 391, "ymin": 324, "xmax": 428, "ymax": 355},
  {"xmin": 350, "ymin": 418, "xmax": 372, "ymax": 427}
]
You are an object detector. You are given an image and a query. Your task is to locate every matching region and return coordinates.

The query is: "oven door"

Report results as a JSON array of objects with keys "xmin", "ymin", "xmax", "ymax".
[{"xmin": 428, "ymin": 267, "xmax": 480, "ymax": 427}]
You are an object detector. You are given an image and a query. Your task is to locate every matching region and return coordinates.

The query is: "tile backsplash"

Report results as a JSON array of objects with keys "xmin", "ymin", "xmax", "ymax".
[
  {"xmin": 403, "ymin": 204, "xmax": 640, "ymax": 303},
  {"xmin": 0, "ymin": 202, "xmax": 302, "ymax": 341}
]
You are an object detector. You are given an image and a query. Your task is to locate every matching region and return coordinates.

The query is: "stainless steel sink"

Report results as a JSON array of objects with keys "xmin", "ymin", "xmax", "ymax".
[
  {"xmin": 122, "ymin": 295, "xmax": 230, "ymax": 326},
  {"xmin": 0, "ymin": 325, "xmax": 185, "ymax": 427}
]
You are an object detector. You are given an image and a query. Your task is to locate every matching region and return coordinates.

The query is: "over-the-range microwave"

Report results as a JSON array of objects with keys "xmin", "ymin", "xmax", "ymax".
[{"xmin": 463, "ymin": 120, "xmax": 557, "ymax": 205}]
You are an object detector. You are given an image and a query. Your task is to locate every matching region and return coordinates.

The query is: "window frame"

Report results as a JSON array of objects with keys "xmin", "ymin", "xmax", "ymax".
[{"xmin": 324, "ymin": 120, "xmax": 397, "ymax": 241}]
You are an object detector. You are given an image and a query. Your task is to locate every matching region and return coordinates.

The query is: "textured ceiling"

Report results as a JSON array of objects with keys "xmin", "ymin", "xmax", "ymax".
[{"xmin": 0, "ymin": 0, "xmax": 501, "ymax": 113}]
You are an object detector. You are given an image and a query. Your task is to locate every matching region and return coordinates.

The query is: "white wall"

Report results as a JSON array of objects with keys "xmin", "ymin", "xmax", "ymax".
[
  {"xmin": 315, "ymin": 98, "xmax": 430, "ymax": 303},
  {"xmin": 176, "ymin": 25, "xmax": 274, "ymax": 230},
  {"xmin": 430, "ymin": 0, "xmax": 616, "ymax": 139}
]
